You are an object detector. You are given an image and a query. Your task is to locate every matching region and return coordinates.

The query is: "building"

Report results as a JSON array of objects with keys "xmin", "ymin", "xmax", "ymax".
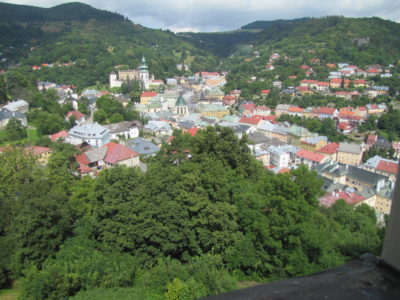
[
  {"xmin": 295, "ymin": 149, "xmax": 328, "ymax": 168},
  {"xmin": 287, "ymin": 125, "xmax": 313, "ymax": 147},
  {"xmin": 4, "ymin": 99, "xmax": 29, "ymax": 114},
  {"xmin": 346, "ymin": 166, "xmax": 387, "ymax": 192},
  {"xmin": 25, "ymin": 146, "xmax": 52, "ymax": 164},
  {"xmin": 195, "ymin": 103, "xmax": 229, "ymax": 119},
  {"xmin": 104, "ymin": 121, "xmax": 141, "ymax": 140},
  {"xmin": 0, "ymin": 108, "xmax": 27, "ymax": 129},
  {"xmin": 174, "ymin": 94, "xmax": 189, "ymax": 117},
  {"xmin": 267, "ymin": 145, "xmax": 291, "ymax": 168},
  {"xmin": 67, "ymin": 123, "xmax": 110, "ymax": 147},
  {"xmin": 317, "ymin": 142, "xmax": 339, "ymax": 161},
  {"xmin": 126, "ymin": 137, "xmax": 160, "ymax": 157},
  {"xmin": 66, "ymin": 110, "xmax": 86, "ymax": 125},
  {"xmin": 362, "ymin": 155, "xmax": 398, "ymax": 180},
  {"xmin": 109, "ymin": 56, "xmax": 153, "ymax": 90},
  {"xmin": 337, "ymin": 143, "xmax": 364, "ymax": 166},
  {"xmin": 300, "ymin": 136, "xmax": 328, "ymax": 152},
  {"xmin": 76, "ymin": 142, "xmax": 139, "ymax": 175}
]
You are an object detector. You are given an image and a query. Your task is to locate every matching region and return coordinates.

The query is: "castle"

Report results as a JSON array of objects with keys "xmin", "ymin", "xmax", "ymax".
[{"xmin": 109, "ymin": 56, "xmax": 154, "ymax": 91}]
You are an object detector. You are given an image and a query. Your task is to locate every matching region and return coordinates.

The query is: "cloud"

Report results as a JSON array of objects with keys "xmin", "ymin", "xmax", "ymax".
[{"xmin": 2, "ymin": 0, "xmax": 400, "ymax": 31}]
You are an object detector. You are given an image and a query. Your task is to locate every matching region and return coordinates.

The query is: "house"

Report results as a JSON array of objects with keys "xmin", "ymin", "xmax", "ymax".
[
  {"xmin": 49, "ymin": 130, "xmax": 69, "ymax": 142},
  {"xmin": 140, "ymin": 91, "xmax": 158, "ymax": 105},
  {"xmin": 271, "ymin": 124, "xmax": 289, "ymax": 143},
  {"xmin": 253, "ymin": 105, "xmax": 271, "ymax": 116},
  {"xmin": 222, "ymin": 95, "xmax": 236, "ymax": 106},
  {"xmin": 295, "ymin": 149, "xmax": 328, "ymax": 168},
  {"xmin": 144, "ymin": 120, "xmax": 172, "ymax": 136},
  {"xmin": 317, "ymin": 142, "xmax": 339, "ymax": 161},
  {"xmin": 312, "ymin": 107, "xmax": 338, "ymax": 119},
  {"xmin": 353, "ymin": 79, "xmax": 367, "ymax": 88},
  {"xmin": 67, "ymin": 123, "xmax": 110, "ymax": 147},
  {"xmin": 346, "ymin": 166, "xmax": 387, "ymax": 192},
  {"xmin": 195, "ymin": 103, "xmax": 229, "ymax": 119},
  {"xmin": 300, "ymin": 136, "xmax": 328, "ymax": 151},
  {"xmin": 126, "ymin": 137, "xmax": 160, "ymax": 157},
  {"xmin": 337, "ymin": 143, "xmax": 364, "ymax": 166},
  {"xmin": 363, "ymin": 155, "xmax": 398, "ymax": 180},
  {"xmin": 287, "ymin": 125, "xmax": 313, "ymax": 147},
  {"xmin": 254, "ymin": 150, "xmax": 270, "ymax": 167},
  {"xmin": 337, "ymin": 122, "xmax": 354, "ymax": 134},
  {"xmin": 4, "ymin": 99, "xmax": 29, "ymax": 114},
  {"xmin": 267, "ymin": 145, "xmax": 291, "ymax": 168},
  {"xmin": 76, "ymin": 142, "xmax": 139, "ymax": 175},
  {"xmin": 261, "ymin": 89, "xmax": 270, "ymax": 97},
  {"xmin": 0, "ymin": 108, "xmax": 27, "ymax": 129},
  {"xmin": 25, "ymin": 146, "xmax": 52, "ymax": 164},
  {"xmin": 287, "ymin": 106, "xmax": 305, "ymax": 117},
  {"xmin": 66, "ymin": 110, "xmax": 86, "ymax": 125},
  {"xmin": 239, "ymin": 115, "xmax": 263, "ymax": 127},
  {"xmin": 104, "ymin": 121, "xmax": 141, "ymax": 140},
  {"xmin": 274, "ymin": 104, "xmax": 291, "ymax": 117},
  {"xmin": 319, "ymin": 187, "xmax": 366, "ymax": 207}
]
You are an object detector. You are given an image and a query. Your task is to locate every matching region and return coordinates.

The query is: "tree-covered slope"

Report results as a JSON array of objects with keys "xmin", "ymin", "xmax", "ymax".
[{"xmin": 0, "ymin": 2, "xmax": 218, "ymax": 89}]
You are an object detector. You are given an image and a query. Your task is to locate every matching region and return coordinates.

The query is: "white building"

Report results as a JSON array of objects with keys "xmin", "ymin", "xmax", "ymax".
[
  {"xmin": 267, "ymin": 145, "xmax": 291, "ymax": 168},
  {"xmin": 67, "ymin": 123, "xmax": 110, "ymax": 147}
]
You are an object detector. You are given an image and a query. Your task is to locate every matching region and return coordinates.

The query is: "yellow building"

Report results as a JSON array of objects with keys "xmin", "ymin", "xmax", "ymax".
[
  {"xmin": 195, "ymin": 103, "xmax": 229, "ymax": 119},
  {"xmin": 300, "ymin": 136, "xmax": 328, "ymax": 152},
  {"xmin": 140, "ymin": 91, "xmax": 158, "ymax": 105},
  {"xmin": 337, "ymin": 143, "xmax": 364, "ymax": 165}
]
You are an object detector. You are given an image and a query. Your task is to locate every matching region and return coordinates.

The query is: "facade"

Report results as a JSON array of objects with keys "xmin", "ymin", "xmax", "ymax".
[
  {"xmin": 104, "ymin": 121, "xmax": 141, "ymax": 140},
  {"xmin": 109, "ymin": 56, "xmax": 153, "ymax": 90},
  {"xmin": 174, "ymin": 94, "xmax": 189, "ymax": 117},
  {"xmin": 337, "ymin": 143, "xmax": 364, "ymax": 165},
  {"xmin": 0, "ymin": 108, "xmax": 27, "ymax": 129},
  {"xmin": 268, "ymin": 145, "xmax": 291, "ymax": 168}
]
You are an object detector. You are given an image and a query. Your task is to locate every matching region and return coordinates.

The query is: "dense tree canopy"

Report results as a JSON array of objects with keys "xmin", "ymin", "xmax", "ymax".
[{"xmin": 0, "ymin": 126, "xmax": 385, "ymax": 299}]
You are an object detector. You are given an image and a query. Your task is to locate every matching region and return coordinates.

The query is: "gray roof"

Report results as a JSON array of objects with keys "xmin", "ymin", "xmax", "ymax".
[
  {"xmin": 248, "ymin": 131, "xmax": 270, "ymax": 144},
  {"xmin": 126, "ymin": 138, "xmax": 159, "ymax": 155},
  {"xmin": 69, "ymin": 123, "xmax": 109, "ymax": 139},
  {"xmin": 0, "ymin": 108, "xmax": 25, "ymax": 121},
  {"xmin": 178, "ymin": 121, "xmax": 195, "ymax": 130},
  {"xmin": 338, "ymin": 143, "xmax": 362, "ymax": 154},
  {"xmin": 347, "ymin": 166, "xmax": 387, "ymax": 185},
  {"xmin": 4, "ymin": 100, "xmax": 28, "ymax": 111},
  {"xmin": 103, "ymin": 121, "xmax": 141, "ymax": 134},
  {"xmin": 84, "ymin": 147, "xmax": 107, "ymax": 163}
]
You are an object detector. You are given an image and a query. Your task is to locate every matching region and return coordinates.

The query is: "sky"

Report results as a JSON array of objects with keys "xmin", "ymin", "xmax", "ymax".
[{"xmin": 3, "ymin": 0, "xmax": 400, "ymax": 32}]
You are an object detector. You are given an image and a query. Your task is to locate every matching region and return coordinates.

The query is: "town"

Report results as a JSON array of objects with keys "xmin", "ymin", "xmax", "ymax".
[{"xmin": 1, "ymin": 54, "xmax": 398, "ymax": 219}]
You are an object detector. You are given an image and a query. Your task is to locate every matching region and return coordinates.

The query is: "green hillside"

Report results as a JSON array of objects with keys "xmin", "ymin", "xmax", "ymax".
[{"xmin": 0, "ymin": 2, "xmax": 218, "ymax": 90}]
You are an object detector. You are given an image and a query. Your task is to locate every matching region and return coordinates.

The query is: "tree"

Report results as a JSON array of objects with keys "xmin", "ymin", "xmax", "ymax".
[{"xmin": 4, "ymin": 118, "xmax": 27, "ymax": 141}]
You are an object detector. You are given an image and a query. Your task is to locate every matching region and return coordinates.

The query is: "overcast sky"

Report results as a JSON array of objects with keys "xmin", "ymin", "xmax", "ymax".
[{"xmin": 3, "ymin": 0, "xmax": 400, "ymax": 32}]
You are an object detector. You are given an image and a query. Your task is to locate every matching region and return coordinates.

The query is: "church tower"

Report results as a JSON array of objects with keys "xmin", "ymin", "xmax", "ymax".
[
  {"xmin": 175, "ymin": 93, "xmax": 188, "ymax": 117},
  {"xmin": 139, "ymin": 55, "xmax": 150, "ymax": 91}
]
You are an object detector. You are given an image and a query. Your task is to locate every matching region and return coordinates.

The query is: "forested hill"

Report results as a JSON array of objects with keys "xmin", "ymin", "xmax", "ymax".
[
  {"xmin": 184, "ymin": 16, "xmax": 400, "ymax": 65},
  {"xmin": 0, "ymin": 2, "xmax": 218, "ymax": 90},
  {"xmin": 241, "ymin": 18, "xmax": 310, "ymax": 30},
  {"xmin": 0, "ymin": 2, "xmax": 124, "ymax": 22}
]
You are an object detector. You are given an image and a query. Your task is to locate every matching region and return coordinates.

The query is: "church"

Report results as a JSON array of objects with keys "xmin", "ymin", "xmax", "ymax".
[{"xmin": 109, "ymin": 56, "xmax": 154, "ymax": 90}]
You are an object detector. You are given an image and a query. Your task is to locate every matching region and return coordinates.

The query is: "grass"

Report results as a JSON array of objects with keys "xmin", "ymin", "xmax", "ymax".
[
  {"xmin": 0, "ymin": 128, "xmax": 41, "ymax": 147},
  {"xmin": 0, "ymin": 281, "xmax": 21, "ymax": 300}
]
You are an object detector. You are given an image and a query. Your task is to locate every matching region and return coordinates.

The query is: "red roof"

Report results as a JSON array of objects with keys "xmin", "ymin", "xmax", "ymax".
[
  {"xmin": 320, "ymin": 190, "xmax": 365, "ymax": 207},
  {"xmin": 337, "ymin": 122, "xmax": 353, "ymax": 130},
  {"xmin": 288, "ymin": 75, "xmax": 297, "ymax": 79},
  {"xmin": 49, "ymin": 130, "xmax": 69, "ymax": 141},
  {"xmin": 330, "ymin": 78, "xmax": 342, "ymax": 83},
  {"xmin": 141, "ymin": 91, "xmax": 158, "ymax": 97},
  {"xmin": 241, "ymin": 103, "xmax": 256, "ymax": 111},
  {"xmin": 376, "ymin": 160, "xmax": 398, "ymax": 175},
  {"xmin": 187, "ymin": 128, "xmax": 199, "ymax": 136},
  {"xmin": 223, "ymin": 95, "xmax": 236, "ymax": 100},
  {"xmin": 353, "ymin": 79, "xmax": 366, "ymax": 84},
  {"xmin": 76, "ymin": 153, "xmax": 90, "ymax": 165},
  {"xmin": 288, "ymin": 106, "xmax": 304, "ymax": 113},
  {"xmin": 296, "ymin": 149, "xmax": 326, "ymax": 162},
  {"xmin": 239, "ymin": 115, "xmax": 263, "ymax": 125},
  {"xmin": 254, "ymin": 105, "xmax": 270, "ymax": 111},
  {"xmin": 25, "ymin": 146, "xmax": 51, "ymax": 156},
  {"xmin": 317, "ymin": 81, "xmax": 329, "ymax": 86},
  {"xmin": 296, "ymin": 86, "xmax": 309, "ymax": 91},
  {"xmin": 317, "ymin": 142, "xmax": 339, "ymax": 155},
  {"xmin": 317, "ymin": 107, "xmax": 336, "ymax": 115},
  {"xmin": 358, "ymin": 106, "xmax": 367, "ymax": 111},
  {"xmin": 261, "ymin": 89, "xmax": 270, "ymax": 94},
  {"xmin": 104, "ymin": 142, "xmax": 139, "ymax": 164},
  {"xmin": 300, "ymin": 65, "xmax": 310, "ymax": 69},
  {"xmin": 278, "ymin": 168, "xmax": 290, "ymax": 174},
  {"xmin": 300, "ymin": 79, "xmax": 318, "ymax": 84},
  {"xmin": 367, "ymin": 134, "xmax": 377, "ymax": 145},
  {"xmin": 67, "ymin": 110, "xmax": 86, "ymax": 120},
  {"xmin": 262, "ymin": 115, "xmax": 277, "ymax": 123},
  {"xmin": 367, "ymin": 69, "xmax": 382, "ymax": 73}
]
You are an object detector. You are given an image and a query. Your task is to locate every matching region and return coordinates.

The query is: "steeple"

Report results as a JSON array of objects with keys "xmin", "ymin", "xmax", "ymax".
[{"xmin": 139, "ymin": 55, "xmax": 148, "ymax": 70}]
